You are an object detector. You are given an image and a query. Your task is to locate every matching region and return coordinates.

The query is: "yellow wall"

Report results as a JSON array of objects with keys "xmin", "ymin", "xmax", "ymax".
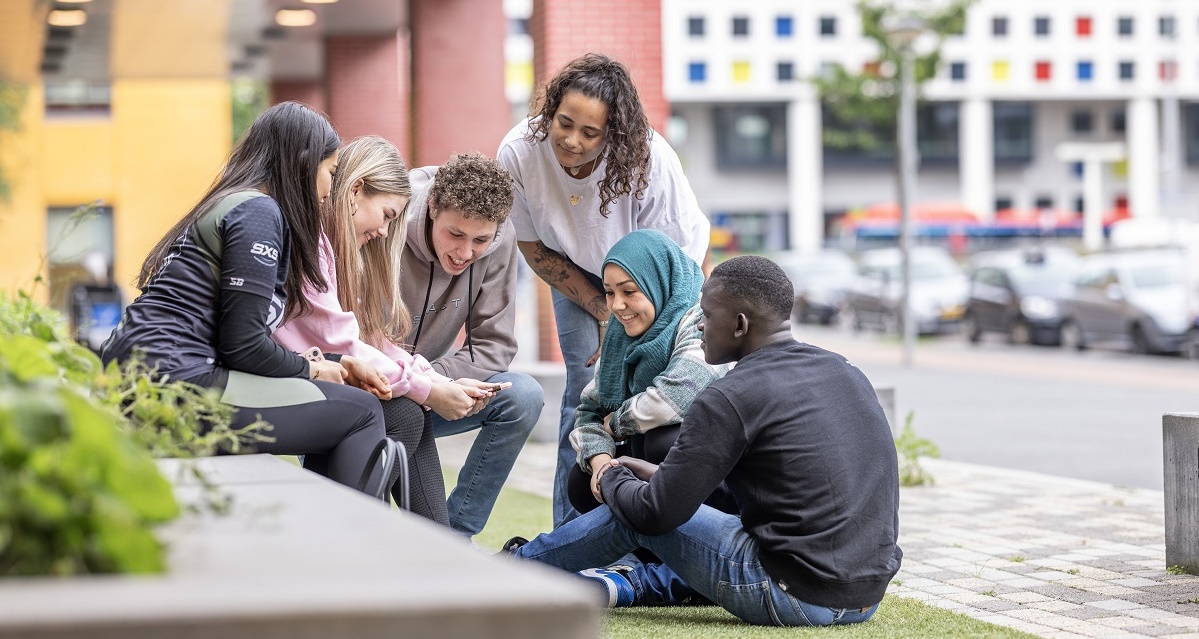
[
  {"xmin": 0, "ymin": 0, "xmax": 234, "ymax": 304},
  {"xmin": 110, "ymin": 80, "xmax": 231, "ymax": 299}
]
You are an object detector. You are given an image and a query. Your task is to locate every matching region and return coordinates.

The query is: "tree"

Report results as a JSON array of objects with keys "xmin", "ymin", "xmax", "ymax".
[
  {"xmin": 0, "ymin": 79, "xmax": 28, "ymax": 202},
  {"xmin": 812, "ymin": 0, "xmax": 972, "ymax": 156}
]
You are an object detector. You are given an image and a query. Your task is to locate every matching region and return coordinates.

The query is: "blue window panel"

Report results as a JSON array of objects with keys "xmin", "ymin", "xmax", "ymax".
[
  {"xmin": 1076, "ymin": 61, "xmax": 1093, "ymax": 81},
  {"xmin": 689, "ymin": 62, "xmax": 706, "ymax": 83},
  {"xmin": 1071, "ymin": 161, "xmax": 1084, "ymax": 178},
  {"xmin": 776, "ymin": 16, "xmax": 793, "ymax": 37},
  {"xmin": 950, "ymin": 62, "xmax": 967, "ymax": 81}
]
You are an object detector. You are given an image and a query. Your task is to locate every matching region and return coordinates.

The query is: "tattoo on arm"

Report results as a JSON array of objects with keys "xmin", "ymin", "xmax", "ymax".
[{"xmin": 528, "ymin": 242, "xmax": 571, "ymax": 286}]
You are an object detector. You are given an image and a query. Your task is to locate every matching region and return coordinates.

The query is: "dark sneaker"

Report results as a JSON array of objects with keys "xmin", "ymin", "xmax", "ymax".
[
  {"xmin": 501, "ymin": 536, "xmax": 528, "ymax": 556},
  {"xmin": 578, "ymin": 565, "xmax": 636, "ymax": 608}
]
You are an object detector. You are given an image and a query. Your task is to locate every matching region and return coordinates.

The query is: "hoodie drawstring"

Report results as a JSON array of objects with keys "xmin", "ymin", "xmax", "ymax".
[
  {"xmin": 409, "ymin": 260, "xmax": 435, "ymax": 354},
  {"xmin": 409, "ymin": 259, "xmax": 475, "ymax": 363},
  {"xmin": 466, "ymin": 263, "xmax": 475, "ymax": 362}
]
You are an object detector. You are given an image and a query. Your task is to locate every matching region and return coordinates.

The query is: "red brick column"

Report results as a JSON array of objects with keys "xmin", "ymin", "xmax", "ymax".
[
  {"xmin": 270, "ymin": 80, "xmax": 326, "ymax": 114},
  {"xmin": 530, "ymin": 0, "xmax": 667, "ymax": 135},
  {"xmin": 325, "ymin": 32, "xmax": 411, "ymax": 157},
  {"xmin": 410, "ymin": 0, "xmax": 510, "ymax": 166}
]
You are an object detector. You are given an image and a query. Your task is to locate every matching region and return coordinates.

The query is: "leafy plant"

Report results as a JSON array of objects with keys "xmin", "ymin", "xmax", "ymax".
[
  {"xmin": 895, "ymin": 411, "xmax": 940, "ymax": 487},
  {"xmin": 812, "ymin": 0, "xmax": 973, "ymax": 155},
  {"xmin": 0, "ymin": 291, "xmax": 271, "ymax": 576},
  {"xmin": 0, "ymin": 78, "xmax": 27, "ymax": 202}
]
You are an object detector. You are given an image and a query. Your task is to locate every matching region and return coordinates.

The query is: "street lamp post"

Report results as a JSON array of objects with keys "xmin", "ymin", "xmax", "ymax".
[{"xmin": 885, "ymin": 16, "xmax": 926, "ymax": 368}]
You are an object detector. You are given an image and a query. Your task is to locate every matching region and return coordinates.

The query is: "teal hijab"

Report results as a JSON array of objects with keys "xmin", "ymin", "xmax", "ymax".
[{"xmin": 596, "ymin": 229, "xmax": 703, "ymax": 411}]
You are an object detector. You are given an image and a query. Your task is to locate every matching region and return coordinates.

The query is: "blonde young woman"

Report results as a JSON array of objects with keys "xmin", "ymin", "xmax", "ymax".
[{"xmin": 273, "ymin": 135, "xmax": 495, "ymax": 524}]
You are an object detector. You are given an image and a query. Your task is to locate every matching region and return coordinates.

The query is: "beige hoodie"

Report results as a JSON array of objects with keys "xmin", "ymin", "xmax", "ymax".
[{"xmin": 400, "ymin": 166, "xmax": 520, "ymax": 381}]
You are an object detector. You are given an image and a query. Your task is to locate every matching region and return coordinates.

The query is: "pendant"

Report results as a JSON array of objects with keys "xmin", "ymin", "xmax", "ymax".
[{"xmin": 570, "ymin": 195, "xmax": 581, "ymax": 206}]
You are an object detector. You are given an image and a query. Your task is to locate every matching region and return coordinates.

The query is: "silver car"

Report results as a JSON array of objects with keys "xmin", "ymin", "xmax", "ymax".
[
  {"xmin": 1060, "ymin": 251, "xmax": 1194, "ymax": 354},
  {"xmin": 841, "ymin": 247, "xmax": 969, "ymax": 336},
  {"xmin": 775, "ymin": 249, "xmax": 857, "ymax": 325}
]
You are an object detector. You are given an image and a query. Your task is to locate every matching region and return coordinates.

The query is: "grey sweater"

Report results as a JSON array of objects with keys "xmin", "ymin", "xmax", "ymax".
[{"xmin": 400, "ymin": 167, "xmax": 520, "ymax": 380}]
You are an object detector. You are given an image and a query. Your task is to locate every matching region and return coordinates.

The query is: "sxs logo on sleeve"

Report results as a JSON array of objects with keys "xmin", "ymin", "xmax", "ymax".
[{"xmin": 250, "ymin": 240, "xmax": 280, "ymax": 266}]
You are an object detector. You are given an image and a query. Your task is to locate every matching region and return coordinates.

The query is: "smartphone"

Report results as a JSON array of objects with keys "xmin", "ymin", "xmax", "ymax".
[{"xmin": 489, "ymin": 382, "xmax": 513, "ymax": 392}]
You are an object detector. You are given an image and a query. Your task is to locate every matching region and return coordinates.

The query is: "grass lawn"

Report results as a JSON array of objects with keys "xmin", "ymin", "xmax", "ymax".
[{"xmin": 452, "ymin": 469, "xmax": 1039, "ymax": 639}]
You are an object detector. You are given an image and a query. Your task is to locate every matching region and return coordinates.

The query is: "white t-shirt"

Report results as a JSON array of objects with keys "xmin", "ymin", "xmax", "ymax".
[{"xmin": 497, "ymin": 118, "xmax": 710, "ymax": 278}]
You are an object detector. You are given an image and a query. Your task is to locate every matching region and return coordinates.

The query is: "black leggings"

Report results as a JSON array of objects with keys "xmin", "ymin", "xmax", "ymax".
[
  {"xmin": 381, "ymin": 397, "xmax": 449, "ymax": 525},
  {"xmin": 214, "ymin": 370, "xmax": 387, "ymax": 495}
]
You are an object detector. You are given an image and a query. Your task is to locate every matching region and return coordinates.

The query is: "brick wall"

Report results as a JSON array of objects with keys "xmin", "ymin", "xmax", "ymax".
[
  {"xmin": 270, "ymin": 80, "xmax": 326, "ymax": 115},
  {"xmin": 410, "ymin": 0, "xmax": 510, "ymax": 166},
  {"xmin": 325, "ymin": 33, "xmax": 411, "ymax": 157},
  {"xmin": 530, "ymin": 0, "xmax": 668, "ymax": 135}
]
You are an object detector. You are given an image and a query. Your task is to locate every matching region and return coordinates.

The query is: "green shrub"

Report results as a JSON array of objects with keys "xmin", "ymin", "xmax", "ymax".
[
  {"xmin": 895, "ymin": 411, "xmax": 940, "ymax": 487},
  {"xmin": 0, "ymin": 291, "xmax": 269, "ymax": 576}
]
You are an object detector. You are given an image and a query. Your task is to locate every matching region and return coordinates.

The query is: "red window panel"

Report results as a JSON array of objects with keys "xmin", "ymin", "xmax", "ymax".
[
  {"xmin": 1076, "ymin": 16, "xmax": 1091, "ymax": 36},
  {"xmin": 1160, "ymin": 60, "xmax": 1178, "ymax": 82},
  {"xmin": 1035, "ymin": 61, "xmax": 1052, "ymax": 81}
]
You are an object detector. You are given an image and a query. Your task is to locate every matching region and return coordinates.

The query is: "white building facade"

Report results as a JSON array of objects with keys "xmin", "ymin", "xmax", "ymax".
[{"xmin": 661, "ymin": 0, "xmax": 1199, "ymax": 253}]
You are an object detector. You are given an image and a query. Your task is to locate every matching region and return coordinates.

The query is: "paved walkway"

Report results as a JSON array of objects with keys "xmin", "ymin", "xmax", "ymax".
[{"xmin": 439, "ymin": 433, "xmax": 1199, "ymax": 638}]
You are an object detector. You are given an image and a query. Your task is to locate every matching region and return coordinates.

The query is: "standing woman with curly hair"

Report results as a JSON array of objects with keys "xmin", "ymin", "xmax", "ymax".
[{"xmin": 497, "ymin": 53, "xmax": 710, "ymax": 528}]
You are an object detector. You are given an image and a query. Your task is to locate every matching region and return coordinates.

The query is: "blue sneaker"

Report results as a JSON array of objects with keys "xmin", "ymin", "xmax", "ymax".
[{"xmin": 578, "ymin": 565, "xmax": 635, "ymax": 608}]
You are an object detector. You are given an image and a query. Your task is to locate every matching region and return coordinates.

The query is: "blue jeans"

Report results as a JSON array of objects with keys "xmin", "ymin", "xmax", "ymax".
[
  {"xmin": 514, "ymin": 504, "xmax": 880, "ymax": 627},
  {"xmin": 551, "ymin": 288, "xmax": 600, "ymax": 529},
  {"xmin": 432, "ymin": 371, "xmax": 542, "ymax": 537}
]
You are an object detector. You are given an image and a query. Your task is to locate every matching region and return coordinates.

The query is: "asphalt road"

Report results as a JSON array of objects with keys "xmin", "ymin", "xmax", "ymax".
[{"xmin": 793, "ymin": 322, "xmax": 1199, "ymax": 491}]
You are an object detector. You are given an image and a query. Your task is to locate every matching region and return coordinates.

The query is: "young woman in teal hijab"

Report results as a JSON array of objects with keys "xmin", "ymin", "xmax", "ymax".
[{"xmin": 567, "ymin": 229, "xmax": 729, "ymax": 512}]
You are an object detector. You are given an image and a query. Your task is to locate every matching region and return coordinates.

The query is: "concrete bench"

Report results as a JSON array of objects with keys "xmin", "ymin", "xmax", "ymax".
[
  {"xmin": 1163, "ymin": 413, "xmax": 1199, "ymax": 574},
  {"xmin": 0, "ymin": 455, "xmax": 598, "ymax": 639}
]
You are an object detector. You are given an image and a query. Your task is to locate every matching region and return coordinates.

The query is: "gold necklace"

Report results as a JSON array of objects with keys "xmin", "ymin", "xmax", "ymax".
[{"xmin": 564, "ymin": 157, "xmax": 598, "ymax": 205}]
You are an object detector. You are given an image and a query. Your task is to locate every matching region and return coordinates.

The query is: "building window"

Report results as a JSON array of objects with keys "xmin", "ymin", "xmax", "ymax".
[
  {"xmin": 916, "ymin": 102, "xmax": 960, "ymax": 162},
  {"xmin": 1110, "ymin": 109, "xmax": 1126, "ymax": 134},
  {"xmin": 819, "ymin": 16, "xmax": 836, "ymax": 37},
  {"xmin": 43, "ymin": 80, "xmax": 112, "ymax": 115},
  {"xmin": 1034, "ymin": 16, "xmax": 1051, "ymax": 36},
  {"xmin": 732, "ymin": 16, "xmax": 749, "ymax": 37},
  {"xmin": 688, "ymin": 16, "xmax": 704, "ymax": 37},
  {"xmin": 992, "ymin": 60, "xmax": 1010, "ymax": 82},
  {"xmin": 47, "ymin": 205, "xmax": 115, "ymax": 316},
  {"xmin": 1035, "ymin": 61, "xmax": 1052, "ymax": 82},
  {"xmin": 1161, "ymin": 60, "xmax": 1178, "ymax": 82},
  {"xmin": 994, "ymin": 102, "xmax": 1033, "ymax": 163},
  {"xmin": 1119, "ymin": 61, "xmax": 1135, "ymax": 81},
  {"xmin": 1076, "ymin": 16, "xmax": 1092, "ymax": 37},
  {"xmin": 995, "ymin": 196, "xmax": 1014, "ymax": 212},
  {"xmin": 1184, "ymin": 103, "xmax": 1199, "ymax": 165},
  {"xmin": 1117, "ymin": 16, "xmax": 1134, "ymax": 37},
  {"xmin": 777, "ymin": 62, "xmax": 794, "ymax": 82},
  {"xmin": 1160, "ymin": 15, "xmax": 1176, "ymax": 38},
  {"xmin": 822, "ymin": 102, "xmax": 960, "ymax": 165},
  {"xmin": 732, "ymin": 61, "xmax": 751, "ymax": 84},
  {"xmin": 1073, "ymin": 196, "xmax": 1085, "ymax": 212},
  {"xmin": 714, "ymin": 104, "xmax": 787, "ymax": 169},
  {"xmin": 1071, "ymin": 109, "xmax": 1094, "ymax": 134},
  {"xmin": 1034, "ymin": 195, "xmax": 1055, "ymax": 210},
  {"xmin": 1076, "ymin": 61, "xmax": 1093, "ymax": 82},
  {"xmin": 688, "ymin": 62, "xmax": 706, "ymax": 83},
  {"xmin": 1071, "ymin": 162, "xmax": 1085, "ymax": 179},
  {"xmin": 950, "ymin": 61, "xmax": 966, "ymax": 82},
  {"xmin": 992, "ymin": 16, "xmax": 1008, "ymax": 37},
  {"xmin": 776, "ymin": 16, "xmax": 793, "ymax": 37}
]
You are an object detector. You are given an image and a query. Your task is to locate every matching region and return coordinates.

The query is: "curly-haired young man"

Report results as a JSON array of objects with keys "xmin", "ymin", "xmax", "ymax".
[{"xmin": 401, "ymin": 152, "xmax": 543, "ymax": 538}]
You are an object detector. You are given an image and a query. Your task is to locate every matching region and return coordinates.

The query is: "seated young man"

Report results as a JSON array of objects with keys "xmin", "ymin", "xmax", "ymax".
[{"xmin": 506, "ymin": 255, "xmax": 902, "ymax": 627}]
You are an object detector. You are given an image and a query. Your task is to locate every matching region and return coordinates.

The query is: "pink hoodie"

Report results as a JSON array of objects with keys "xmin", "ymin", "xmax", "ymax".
[{"xmin": 272, "ymin": 234, "xmax": 450, "ymax": 403}]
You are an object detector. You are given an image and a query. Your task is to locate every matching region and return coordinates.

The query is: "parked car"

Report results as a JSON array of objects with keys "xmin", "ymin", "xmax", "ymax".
[
  {"xmin": 775, "ymin": 249, "xmax": 857, "ymax": 325},
  {"xmin": 1059, "ymin": 250, "xmax": 1194, "ymax": 354},
  {"xmin": 963, "ymin": 248, "xmax": 1080, "ymax": 346},
  {"xmin": 841, "ymin": 247, "xmax": 969, "ymax": 335}
]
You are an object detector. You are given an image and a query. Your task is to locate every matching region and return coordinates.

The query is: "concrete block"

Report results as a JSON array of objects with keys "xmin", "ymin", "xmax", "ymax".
[
  {"xmin": 512, "ymin": 361, "xmax": 567, "ymax": 444},
  {"xmin": 1163, "ymin": 413, "xmax": 1199, "ymax": 575},
  {"xmin": 0, "ymin": 455, "xmax": 598, "ymax": 639}
]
